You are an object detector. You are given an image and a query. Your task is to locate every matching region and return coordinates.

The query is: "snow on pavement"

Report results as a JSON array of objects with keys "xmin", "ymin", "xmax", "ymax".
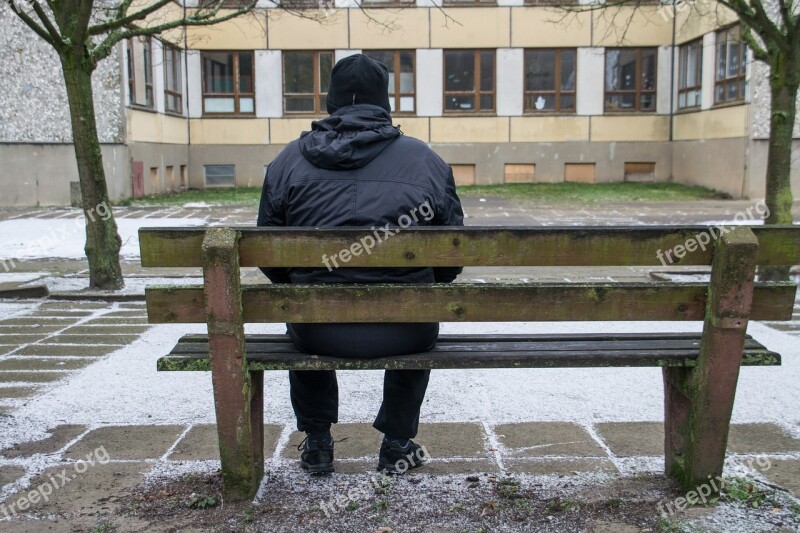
[
  {"xmin": 3, "ymin": 319, "xmax": 799, "ymax": 450},
  {"xmin": 0, "ymin": 218, "xmax": 205, "ymax": 261}
]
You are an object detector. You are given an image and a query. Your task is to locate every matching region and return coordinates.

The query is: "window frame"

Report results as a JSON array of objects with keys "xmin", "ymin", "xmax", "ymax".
[
  {"xmin": 443, "ymin": 49, "xmax": 496, "ymax": 115},
  {"xmin": 204, "ymin": 164, "xmax": 236, "ymax": 188},
  {"xmin": 677, "ymin": 38, "xmax": 703, "ymax": 111},
  {"xmin": 714, "ymin": 24, "xmax": 747, "ymax": 106},
  {"xmin": 282, "ymin": 50, "xmax": 335, "ymax": 116},
  {"xmin": 163, "ymin": 43, "xmax": 183, "ymax": 116},
  {"xmin": 201, "ymin": 51, "xmax": 256, "ymax": 117},
  {"xmin": 523, "ymin": 48, "xmax": 577, "ymax": 115},
  {"xmin": 364, "ymin": 50, "xmax": 416, "ymax": 115},
  {"xmin": 126, "ymin": 36, "xmax": 155, "ymax": 109},
  {"xmin": 603, "ymin": 47, "xmax": 658, "ymax": 113}
]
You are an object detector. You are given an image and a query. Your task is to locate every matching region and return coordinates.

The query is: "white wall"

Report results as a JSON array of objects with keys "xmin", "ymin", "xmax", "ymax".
[
  {"xmin": 497, "ymin": 48, "xmax": 523, "ymax": 116},
  {"xmin": 657, "ymin": 45, "xmax": 673, "ymax": 115},
  {"xmin": 186, "ymin": 50, "xmax": 202, "ymax": 118},
  {"xmin": 701, "ymin": 32, "xmax": 715, "ymax": 110},
  {"xmin": 256, "ymin": 50, "xmax": 282, "ymax": 118},
  {"xmin": 152, "ymin": 38, "xmax": 165, "ymax": 114},
  {"xmin": 416, "ymin": 49, "xmax": 443, "ymax": 117},
  {"xmin": 577, "ymin": 47, "xmax": 604, "ymax": 116}
]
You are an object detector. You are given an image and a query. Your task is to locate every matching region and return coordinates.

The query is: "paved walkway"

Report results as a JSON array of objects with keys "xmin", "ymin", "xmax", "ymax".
[{"xmin": 0, "ymin": 200, "xmax": 799, "ymax": 531}]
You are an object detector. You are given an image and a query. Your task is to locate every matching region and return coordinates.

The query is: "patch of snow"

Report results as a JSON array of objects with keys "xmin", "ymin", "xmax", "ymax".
[
  {"xmin": 22, "ymin": 276, "xmax": 204, "ymax": 295},
  {"xmin": 0, "ymin": 272, "xmax": 48, "ymax": 283},
  {"xmin": 182, "ymin": 202, "xmax": 211, "ymax": 208},
  {"xmin": 0, "ymin": 218, "xmax": 205, "ymax": 261}
]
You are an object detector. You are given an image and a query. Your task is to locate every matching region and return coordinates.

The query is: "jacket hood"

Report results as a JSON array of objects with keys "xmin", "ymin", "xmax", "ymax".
[{"xmin": 298, "ymin": 104, "xmax": 401, "ymax": 170}]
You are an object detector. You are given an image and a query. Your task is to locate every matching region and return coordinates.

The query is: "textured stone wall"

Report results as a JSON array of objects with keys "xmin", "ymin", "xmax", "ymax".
[
  {"xmin": 749, "ymin": 59, "xmax": 800, "ymax": 140},
  {"xmin": 0, "ymin": 3, "xmax": 124, "ymax": 144}
]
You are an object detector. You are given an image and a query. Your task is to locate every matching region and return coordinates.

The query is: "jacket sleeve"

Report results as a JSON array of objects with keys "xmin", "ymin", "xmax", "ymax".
[
  {"xmin": 433, "ymin": 166, "xmax": 465, "ymax": 283},
  {"xmin": 256, "ymin": 166, "xmax": 292, "ymax": 284}
]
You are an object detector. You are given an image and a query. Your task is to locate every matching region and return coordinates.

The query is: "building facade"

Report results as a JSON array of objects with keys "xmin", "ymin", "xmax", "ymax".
[{"xmin": 1, "ymin": 0, "xmax": 798, "ymax": 206}]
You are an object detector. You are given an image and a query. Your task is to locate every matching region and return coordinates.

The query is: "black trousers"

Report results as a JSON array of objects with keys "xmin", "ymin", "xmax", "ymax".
[{"xmin": 287, "ymin": 322, "xmax": 438, "ymax": 439}]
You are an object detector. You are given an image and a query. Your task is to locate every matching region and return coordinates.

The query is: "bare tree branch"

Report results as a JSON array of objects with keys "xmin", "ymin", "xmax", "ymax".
[
  {"xmin": 5, "ymin": 0, "xmax": 59, "ymax": 47},
  {"xmin": 88, "ymin": 0, "xmax": 175, "ymax": 35},
  {"xmin": 30, "ymin": 0, "xmax": 63, "ymax": 43}
]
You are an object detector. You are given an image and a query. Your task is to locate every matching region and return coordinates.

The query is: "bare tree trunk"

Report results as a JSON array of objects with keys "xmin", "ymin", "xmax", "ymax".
[
  {"xmin": 760, "ymin": 52, "xmax": 798, "ymax": 282},
  {"xmin": 60, "ymin": 52, "xmax": 124, "ymax": 290}
]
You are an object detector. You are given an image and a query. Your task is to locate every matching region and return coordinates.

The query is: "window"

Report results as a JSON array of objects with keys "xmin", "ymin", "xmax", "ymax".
[
  {"xmin": 364, "ymin": 50, "xmax": 415, "ymax": 114},
  {"xmin": 524, "ymin": 49, "xmax": 576, "ymax": 113},
  {"xmin": 678, "ymin": 39, "xmax": 702, "ymax": 110},
  {"xmin": 283, "ymin": 51, "xmax": 334, "ymax": 114},
  {"xmin": 444, "ymin": 50, "xmax": 495, "ymax": 113},
  {"xmin": 715, "ymin": 25, "xmax": 747, "ymax": 105},
  {"xmin": 202, "ymin": 51, "xmax": 255, "ymax": 115},
  {"xmin": 126, "ymin": 36, "xmax": 154, "ymax": 108},
  {"xmin": 164, "ymin": 44, "xmax": 183, "ymax": 115},
  {"xmin": 360, "ymin": 0, "xmax": 415, "ymax": 5},
  {"xmin": 204, "ymin": 165, "xmax": 236, "ymax": 187},
  {"xmin": 443, "ymin": 0, "xmax": 497, "ymax": 5},
  {"xmin": 604, "ymin": 48, "xmax": 657, "ymax": 112}
]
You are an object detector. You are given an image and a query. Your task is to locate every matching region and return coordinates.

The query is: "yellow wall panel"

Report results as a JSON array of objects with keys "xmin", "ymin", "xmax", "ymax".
[
  {"xmin": 162, "ymin": 115, "xmax": 189, "ymax": 144},
  {"xmin": 430, "ymin": 117, "xmax": 509, "ymax": 143},
  {"xmin": 592, "ymin": 6, "xmax": 673, "ymax": 46},
  {"xmin": 510, "ymin": 116, "xmax": 590, "ymax": 142},
  {"xmin": 269, "ymin": 118, "xmax": 314, "ymax": 145},
  {"xmin": 673, "ymin": 106, "xmax": 748, "ymax": 140},
  {"xmin": 350, "ymin": 9, "xmax": 430, "ymax": 49},
  {"xmin": 127, "ymin": 110, "xmax": 161, "ymax": 143},
  {"xmin": 186, "ymin": 12, "xmax": 266, "ymax": 50},
  {"xmin": 268, "ymin": 10, "xmax": 348, "ymax": 50},
  {"xmin": 190, "ymin": 119, "xmax": 269, "ymax": 144},
  {"xmin": 511, "ymin": 8, "xmax": 591, "ymax": 48},
  {"xmin": 591, "ymin": 115, "xmax": 669, "ymax": 142},
  {"xmin": 395, "ymin": 117, "xmax": 429, "ymax": 142},
  {"xmin": 431, "ymin": 8, "xmax": 510, "ymax": 48}
]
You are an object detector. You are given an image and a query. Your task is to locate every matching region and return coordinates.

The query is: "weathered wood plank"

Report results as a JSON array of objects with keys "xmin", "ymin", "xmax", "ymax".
[
  {"xmin": 664, "ymin": 226, "xmax": 759, "ymax": 492},
  {"xmin": 145, "ymin": 282, "xmax": 796, "ymax": 324},
  {"xmin": 139, "ymin": 226, "xmax": 800, "ymax": 268}
]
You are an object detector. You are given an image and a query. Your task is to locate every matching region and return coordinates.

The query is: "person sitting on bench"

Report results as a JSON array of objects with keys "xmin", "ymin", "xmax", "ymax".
[{"xmin": 257, "ymin": 54, "xmax": 465, "ymax": 474}]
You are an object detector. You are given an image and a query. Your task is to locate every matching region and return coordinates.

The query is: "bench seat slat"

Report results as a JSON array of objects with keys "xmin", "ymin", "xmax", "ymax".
[
  {"xmin": 157, "ymin": 333, "xmax": 780, "ymax": 371},
  {"xmin": 145, "ymin": 282, "xmax": 796, "ymax": 324}
]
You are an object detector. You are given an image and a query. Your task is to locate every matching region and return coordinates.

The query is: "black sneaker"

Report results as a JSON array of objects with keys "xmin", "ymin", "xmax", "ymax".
[
  {"xmin": 297, "ymin": 432, "xmax": 334, "ymax": 474},
  {"xmin": 377, "ymin": 436, "xmax": 428, "ymax": 474}
]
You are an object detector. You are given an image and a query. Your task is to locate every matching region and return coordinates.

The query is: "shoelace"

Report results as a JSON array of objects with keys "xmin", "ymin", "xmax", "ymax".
[{"xmin": 296, "ymin": 435, "xmax": 347, "ymax": 451}]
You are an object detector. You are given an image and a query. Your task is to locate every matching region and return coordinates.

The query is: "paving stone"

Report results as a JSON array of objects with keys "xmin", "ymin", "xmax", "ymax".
[
  {"xmin": 64, "ymin": 425, "xmax": 186, "ymax": 461},
  {"xmin": 0, "ymin": 462, "xmax": 150, "ymax": 516},
  {"xmin": 101, "ymin": 310, "xmax": 148, "ymax": 318},
  {"xmin": 30, "ymin": 310, "xmax": 95, "ymax": 318},
  {"xmin": 758, "ymin": 459, "xmax": 800, "ymax": 497},
  {"xmin": 0, "ymin": 318, "xmax": 79, "ymax": 327},
  {"xmin": 495, "ymin": 422, "xmax": 607, "ymax": 458},
  {"xmin": 40, "ymin": 334, "xmax": 138, "ymax": 345},
  {"xmin": 60, "ymin": 325, "xmax": 149, "ymax": 336},
  {"xmin": 84, "ymin": 317, "xmax": 149, "ymax": 325},
  {"xmin": 0, "ymin": 358, "xmax": 93, "ymax": 371},
  {"xmin": 727, "ymin": 423, "xmax": 800, "ymax": 454},
  {"xmin": 504, "ymin": 458, "xmax": 619, "ymax": 475},
  {"xmin": 0, "ymin": 345, "xmax": 17, "ymax": 356},
  {"xmin": 0, "ymin": 386, "xmax": 39, "ymax": 399},
  {"xmin": 2, "ymin": 425, "xmax": 87, "ymax": 458},
  {"xmin": 0, "ymin": 335, "xmax": 52, "ymax": 345},
  {"xmin": 38, "ymin": 302, "xmax": 109, "ymax": 311},
  {"xmin": 0, "ymin": 465, "xmax": 25, "ymax": 487},
  {"xmin": 595, "ymin": 422, "xmax": 664, "ymax": 457},
  {"xmin": 169, "ymin": 423, "xmax": 283, "ymax": 461},
  {"xmin": 14, "ymin": 345, "xmax": 121, "ymax": 357},
  {"xmin": 0, "ymin": 406, "xmax": 13, "ymax": 415},
  {"xmin": 415, "ymin": 423, "xmax": 487, "ymax": 458},
  {"xmin": 0, "ymin": 325, "xmax": 64, "ymax": 334},
  {"xmin": 0, "ymin": 371, "xmax": 68, "ymax": 384}
]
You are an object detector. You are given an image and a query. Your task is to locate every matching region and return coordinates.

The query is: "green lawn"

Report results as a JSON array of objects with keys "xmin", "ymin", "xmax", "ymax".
[{"xmin": 123, "ymin": 182, "xmax": 728, "ymax": 207}]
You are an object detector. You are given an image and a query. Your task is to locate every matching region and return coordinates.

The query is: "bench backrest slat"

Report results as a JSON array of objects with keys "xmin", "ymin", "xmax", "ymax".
[
  {"xmin": 145, "ymin": 282, "xmax": 796, "ymax": 324},
  {"xmin": 139, "ymin": 226, "xmax": 800, "ymax": 268}
]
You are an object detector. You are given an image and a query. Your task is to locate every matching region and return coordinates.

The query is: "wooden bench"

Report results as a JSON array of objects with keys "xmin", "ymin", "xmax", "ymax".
[{"xmin": 139, "ymin": 225, "xmax": 799, "ymax": 501}]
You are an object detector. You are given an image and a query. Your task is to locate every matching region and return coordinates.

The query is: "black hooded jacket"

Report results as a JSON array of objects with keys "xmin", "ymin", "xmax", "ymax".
[
  {"xmin": 257, "ymin": 104, "xmax": 464, "ymax": 358},
  {"xmin": 257, "ymin": 104, "xmax": 464, "ymax": 286}
]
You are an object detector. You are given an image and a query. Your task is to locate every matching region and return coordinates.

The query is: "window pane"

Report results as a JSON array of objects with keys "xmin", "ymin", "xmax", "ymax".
[
  {"xmin": 445, "ymin": 94, "xmax": 475, "ymax": 111},
  {"xmin": 239, "ymin": 52, "xmax": 253, "ymax": 93},
  {"xmin": 560, "ymin": 94, "xmax": 575, "ymax": 110},
  {"xmin": 716, "ymin": 42, "xmax": 727, "ymax": 81},
  {"xmin": 641, "ymin": 49, "xmax": 656, "ymax": 91},
  {"xmin": 641, "ymin": 93, "xmax": 655, "ymax": 110},
  {"xmin": 606, "ymin": 93, "xmax": 635, "ymax": 110},
  {"xmin": 525, "ymin": 50, "xmax": 556, "ymax": 92},
  {"xmin": 240, "ymin": 97, "xmax": 254, "ymax": 113},
  {"xmin": 284, "ymin": 52, "xmax": 314, "ymax": 94},
  {"xmin": 399, "ymin": 96, "xmax": 415, "ymax": 112},
  {"xmin": 678, "ymin": 92, "xmax": 686, "ymax": 108},
  {"xmin": 399, "ymin": 52, "xmax": 414, "ymax": 93},
  {"xmin": 143, "ymin": 39, "xmax": 152, "ymax": 85},
  {"xmin": 285, "ymin": 97, "xmax": 315, "ymax": 113},
  {"xmin": 365, "ymin": 51, "xmax": 393, "ymax": 69},
  {"xmin": 204, "ymin": 52, "xmax": 235, "ymax": 93},
  {"xmin": 618, "ymin": 49, "xmax": 638, "ymax": 90},
  {"xmin": 480, "ymin": 51, "xmax": 494, "ymax": 92},
  {"xmin": 319, "ymin": 52, "xmax": 333, "ymax": 93},
  {"xmin": 165, "ymin": 51, "xmax": 174, "ymax": 90},
  {"xmin": 205, "ymin": 165, "xmax": 235, "ymax": 187},
  {"xmin": 445, "ymin": 51, "xmax": 475, "ymax": 92},
  {"xmin": 727, "ymin": 41, "xmax": 740, "ymax": 78},
  {"xmin": 480, "ymin": 94, "xmax": 493, "ymax": 111},
  {"xmin": 561, "ymin": 49, "xmax": 576, "ymax": 91},
  {"xmin": 204, "ymin": 97, "xmax": 235, "ymax": 113},
  {"xmin": 605, "ymin": 49, "xmax": 620, "ymax": 91}
]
